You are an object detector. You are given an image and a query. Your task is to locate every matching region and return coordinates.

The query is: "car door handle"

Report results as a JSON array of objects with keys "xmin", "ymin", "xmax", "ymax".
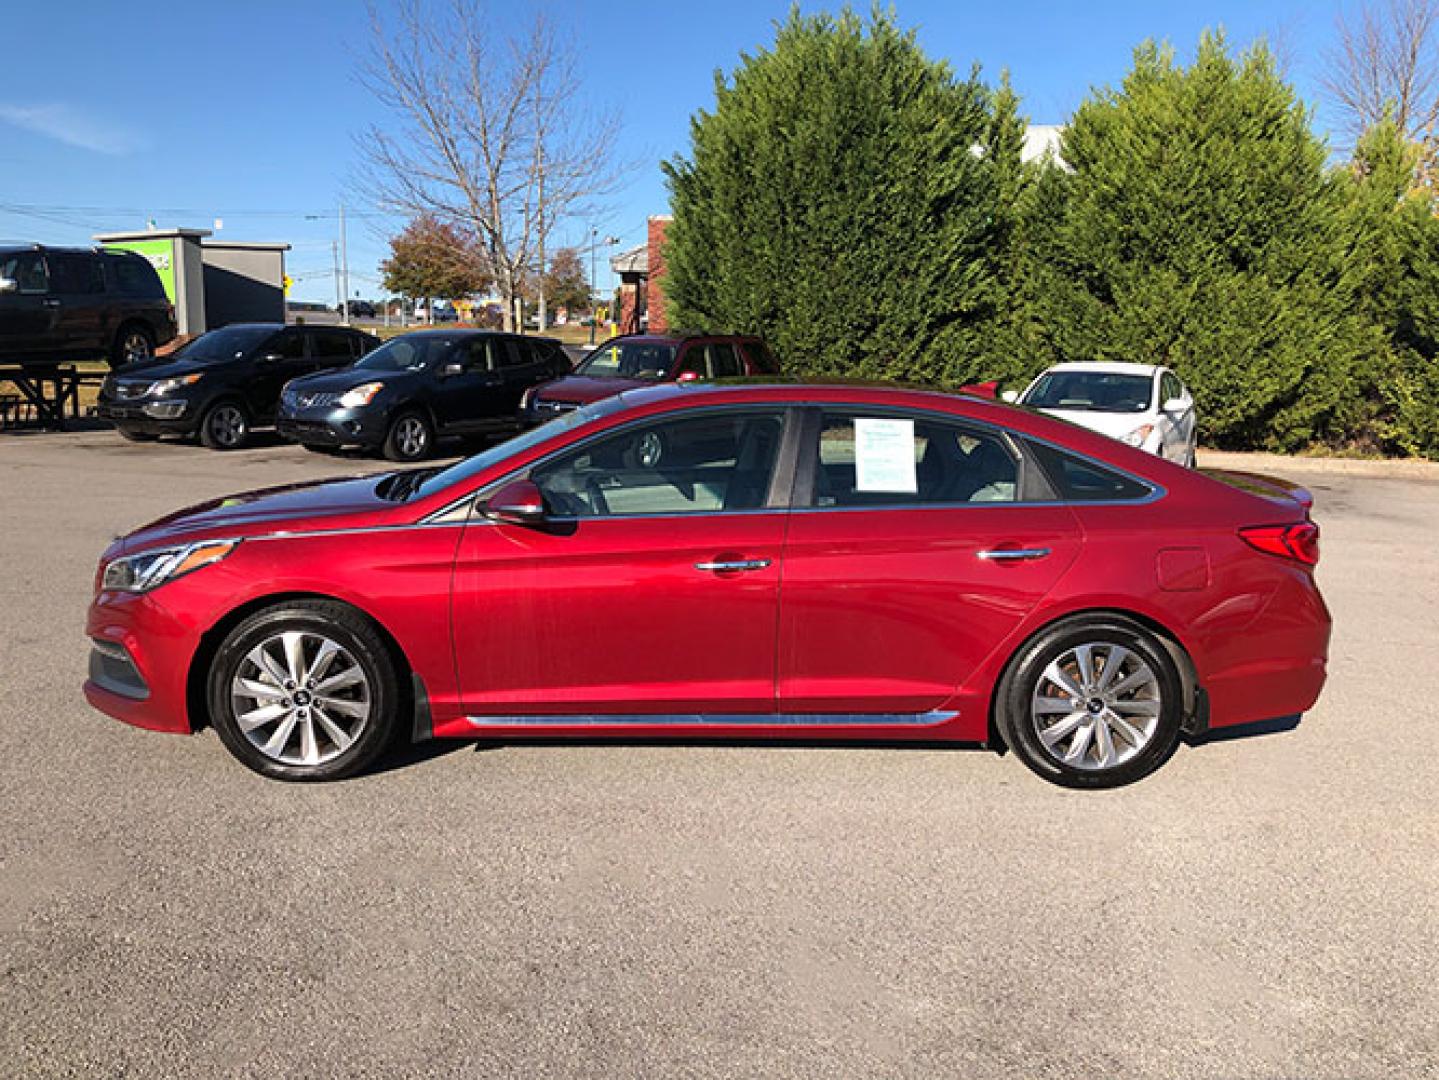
[
  {"xmin": 977, "ymin": 547, "xmax": 1051, "ymax": 562},
  {"xmin": 43, "ymin": 298, "xmax": 61, "ymax": 307},
  {"xmin": 694, "ymin": 559, "xmax": 772, "ymax": 573}
]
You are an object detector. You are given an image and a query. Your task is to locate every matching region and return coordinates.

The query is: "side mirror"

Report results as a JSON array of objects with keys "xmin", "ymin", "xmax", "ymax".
[
  {"xmin": 1163, "ymin": 397, "xmax": 1187, "ymax": 414},
  {"xmin": 481, "ymin": 478, "xmax": 549, "ymax": 527},
  {"xmin": 0, "ymin": 277, "xmax": 16, "ymax": 294},
  {"xmin": 676, "ymin": 370, "xmax": 702, "ymax": 383},
  {"xmin": 1000, "ymin": 389, "xmax": 1020, "ymax": 404}
]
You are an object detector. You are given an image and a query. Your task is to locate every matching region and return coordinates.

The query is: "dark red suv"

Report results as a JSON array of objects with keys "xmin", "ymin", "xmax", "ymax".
[{"xmin": 521, "ymin": 333, "xmax": 777, "ymax": 424}]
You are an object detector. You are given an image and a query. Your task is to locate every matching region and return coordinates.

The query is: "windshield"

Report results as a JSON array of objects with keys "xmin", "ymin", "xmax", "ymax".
[
  {"xmin": 574, "ymin": 340, "xmax": 677, "ymax": 380},
  {"xmin": 1023, "ymin": 371, "xmax": 1154, "ymax": 413},
  {"xmin": 413, "ymin": 396, "xmax": 629, "ymax": 500},
  {"xmin": 355, "ymin": 335, "xmax": 456, "ymax": 372},
  {"xmin": 173, "ymin": 326, "xmax": 275, "ymax": 364}
]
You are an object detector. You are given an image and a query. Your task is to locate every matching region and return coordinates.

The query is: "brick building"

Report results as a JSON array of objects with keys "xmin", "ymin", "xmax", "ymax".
[{"xmin": 611, "ymin": 215, "xmax": 671, "ymax": 334}]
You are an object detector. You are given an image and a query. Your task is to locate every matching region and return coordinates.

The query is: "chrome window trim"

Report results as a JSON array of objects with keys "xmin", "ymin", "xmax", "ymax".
[{"xmin": 418, "ymin": 398, "xmax": 1166, "ymax": 526}]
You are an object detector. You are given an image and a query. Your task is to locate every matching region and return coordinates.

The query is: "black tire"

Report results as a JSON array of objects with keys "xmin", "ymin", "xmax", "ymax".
[
  {"xmin": 110, "ymin": 323, "xmax": 155, "ymax": 368},
  {"xmin": 115, "ymin": 426, "xmax": 158, "ymax": 442},
  {"xmin": 995, "ymin": 614, "xmax": 1184, "ymax": 789},
  {"xmin": 383, "ymin": 409, "xmax": 433, "ymax": 462},
  {"xmin": 199, "ymin": 400, "xmax": 251, "ymax": 450},
  {"xmin": 206, "ymin": 600, "xmax": 405, "ymax": 781}
]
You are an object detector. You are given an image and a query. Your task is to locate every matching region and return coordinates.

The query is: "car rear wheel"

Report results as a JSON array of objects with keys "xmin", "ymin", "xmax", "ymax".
[
  {"xmin": 383, "ymin": 410, "xmax": 433, "ymax": 462},
  {"xmin": 110, "ymin": 324, "xmax": 155, "ymax": 368},
  {"xmin": 206, "ymin": 600, "xmax": 403, "ymax": 781},
  {"xmin": 996, "ymin": 615, "xmax": 1184, "ymax": 789},
  {"xmin": 200, "ymin": 401, "xmax": 250, "ymax": 450}
]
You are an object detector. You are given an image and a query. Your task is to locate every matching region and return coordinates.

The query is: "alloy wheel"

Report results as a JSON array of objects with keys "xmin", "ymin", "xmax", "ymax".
[
  {"xmin": 122, "ymin": 331, "xmax": 152, "ymax": 364},
  {"xmin": 1030, "ymin": 642, "xmax": 1162, "ymax": 771},
  {"xmin": 230, "ymin": 631, "xmax": 372, "ymax": 767},
  {"xmin": 207, "ymin": 405, "xmax": 246, "ymax": 448},
  {"xmin": 395, "ymin": 416, "xmax": 428, "ymax": 458}
]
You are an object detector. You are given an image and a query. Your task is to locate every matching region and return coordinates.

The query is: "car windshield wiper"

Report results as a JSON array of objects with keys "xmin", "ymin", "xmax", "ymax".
[{"xmin": 376, "ymin": 468, "xmax": 440, "ymax": 502}]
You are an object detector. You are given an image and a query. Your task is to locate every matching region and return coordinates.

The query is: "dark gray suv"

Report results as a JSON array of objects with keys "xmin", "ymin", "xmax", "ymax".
[{"xmin": 0, "ymin": 245, "xmax": 177, "ymax": 368}]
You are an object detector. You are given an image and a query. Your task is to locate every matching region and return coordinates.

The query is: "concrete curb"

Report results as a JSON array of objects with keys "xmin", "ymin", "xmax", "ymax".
[{"xmin": 1197, "ymin": 450, "xmax": 1439, "ymax": 481}]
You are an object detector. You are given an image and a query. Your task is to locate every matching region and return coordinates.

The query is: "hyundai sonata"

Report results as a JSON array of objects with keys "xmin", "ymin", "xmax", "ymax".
[{"xmin": 85, "ymin": 383, "xmax": 1329, "ymax": 788}]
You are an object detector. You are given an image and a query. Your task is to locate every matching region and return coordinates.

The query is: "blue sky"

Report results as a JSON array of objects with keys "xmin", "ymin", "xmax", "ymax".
[{"xmin": 1, "ymin": 0, "xmax": 1340, "ymax": 304}]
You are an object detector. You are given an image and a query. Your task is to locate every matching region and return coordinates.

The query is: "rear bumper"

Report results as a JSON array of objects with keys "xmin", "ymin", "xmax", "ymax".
[{"xmin": 1202, "ymin": 572, "xmax": 1331, "ymax": 729}]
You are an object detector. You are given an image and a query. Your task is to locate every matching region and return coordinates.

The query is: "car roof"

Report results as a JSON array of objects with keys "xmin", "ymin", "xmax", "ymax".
[
  {"xmin": 0, "ymin": 244, "xmax": 116, "ymax": 257},
  {"xmin": 1041, "ymin": 361, "xmax": 1163, "ymax": 377},
  {"xmin": 602, "ymin": 332, "xmax": 761, "ymax": 345}
]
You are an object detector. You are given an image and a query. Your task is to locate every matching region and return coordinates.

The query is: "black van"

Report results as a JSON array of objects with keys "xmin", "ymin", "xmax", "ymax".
[
  {"xmin": 0, "ymin": 245, "xmax": 177, "ymax": 367},
  {"xmin": 98, "ymin": 323, "xmax": 380, "ymax": 449}
]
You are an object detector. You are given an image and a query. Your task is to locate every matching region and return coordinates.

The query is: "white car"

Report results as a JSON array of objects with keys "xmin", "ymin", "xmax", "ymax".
[{"xmin": 1004, "ymin": 362, "xmax": 1197, "ymax": 466}]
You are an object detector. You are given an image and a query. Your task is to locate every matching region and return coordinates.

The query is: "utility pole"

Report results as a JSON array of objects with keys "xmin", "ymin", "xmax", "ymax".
[
  {"xmin": 588, "ymin": 227, "xmax": 598, "ymax": 345},
  {"xmin": 331, "ymin": 240, "xmax": 342, "ymax": 317},
  {"xmin": 338, "ymin": 203, "xmax": 350, "ymax": 325}
]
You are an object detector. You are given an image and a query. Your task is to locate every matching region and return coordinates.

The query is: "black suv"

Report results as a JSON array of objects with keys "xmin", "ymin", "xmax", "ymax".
[
  {"xmin": 0, "ymin": 245, "xmax": 177, "ymax": 367},
  {"xmin": 98, "ymin": 323, "xmax": 379, "ymax": 449},
  {"xmin": 277, "ymin": 329, "xmax": 569, "ymax": 461}
]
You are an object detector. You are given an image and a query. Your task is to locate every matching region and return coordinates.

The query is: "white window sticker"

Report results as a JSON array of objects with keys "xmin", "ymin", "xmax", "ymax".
[{"xmin": 853, "ymin": 417, "xmax": 917, "ymax": 493}]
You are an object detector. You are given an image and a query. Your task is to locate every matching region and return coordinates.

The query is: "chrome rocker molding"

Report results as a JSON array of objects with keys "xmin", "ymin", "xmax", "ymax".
[{"xmin": 465, "ymin": 710, "xmax": 959, "ymax": 728}]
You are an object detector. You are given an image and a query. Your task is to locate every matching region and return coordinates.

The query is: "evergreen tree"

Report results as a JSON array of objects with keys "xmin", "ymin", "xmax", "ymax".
[
  {"xmin": 662, "ymin": 7, "xmax": 1021, "ymax": 384},
  {"xmin": 1339, "ymin": 120, "xmax": 1439, "ymax": 456},
  {"xmin": 1031, "ymin": 33, "xmax": 1371, "ymax": 450}
]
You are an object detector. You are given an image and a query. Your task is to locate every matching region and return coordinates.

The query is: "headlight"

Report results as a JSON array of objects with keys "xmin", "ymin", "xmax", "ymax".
[
  {"xmin": 101, "ymin": 539, "xmax": 238, "ymax": 593},
  {"xmin": 338, "ymin": 382, "xmax": 385, "ymax": 408},
  {"xmin": 149, "ymin": 374, "xmax": 202, "ymax": 397},
  {"xmin": 1121, "ymin": 423, "xmax": 1155, "ymax": 447}
]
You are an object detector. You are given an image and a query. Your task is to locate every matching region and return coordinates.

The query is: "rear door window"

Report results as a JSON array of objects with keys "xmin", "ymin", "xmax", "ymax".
[
  {"xmin": 49, "ymin": 254, "xmax": 104, "ymax": 294},
  {"xmin": 310, "ymin": 329, "xmax": 358, "ymax": 365},
  {"xmin": 812, "ymin": 412, "xmax": 1019, "ymax": 506}
]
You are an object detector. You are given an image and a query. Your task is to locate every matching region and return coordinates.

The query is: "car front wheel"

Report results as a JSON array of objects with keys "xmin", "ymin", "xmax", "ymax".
[
  {"xmin": 383, "ymin": 410, "xmax": 433, "ymax": 461},
  {"xmin": 996, "ymin": 616, "xmax": 1184, "ymax": 789},
  {"xmin": 200, "ymin": 401, "xmax": 250, "ymax": 450},
  {"xmin": 206, "ymin": 600, "xmax": 403, "ymax": 781}
]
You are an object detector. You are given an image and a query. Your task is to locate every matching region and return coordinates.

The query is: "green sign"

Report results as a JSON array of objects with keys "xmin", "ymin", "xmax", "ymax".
[{"xmin": 102, "ymin": 238, "xmax": 177, "ymax": 304}]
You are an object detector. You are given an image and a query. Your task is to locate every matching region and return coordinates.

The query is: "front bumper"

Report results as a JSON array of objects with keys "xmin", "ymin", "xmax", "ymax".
[
  {"xmin": 276, "ymin": 406, "xmax": 389, "ymax": 448},
  {"xmin": 84, "ymin": 587, "xmax": 203, "ymax": 734},
  {"xmin": 97, "ymin": 398, "xmax": 199, "ymax": 435}
]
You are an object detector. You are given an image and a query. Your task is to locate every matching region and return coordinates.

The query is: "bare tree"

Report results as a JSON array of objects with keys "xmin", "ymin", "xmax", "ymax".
[
  {"xmin": 1323, "ymin": 0, "xmax": 1439, "ymax": 162},
  {"xmin": 359, "ymin": 1, "xmax": 620, "ymax": 331}
]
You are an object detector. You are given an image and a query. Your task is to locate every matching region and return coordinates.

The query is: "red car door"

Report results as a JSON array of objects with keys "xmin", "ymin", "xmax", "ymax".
[
  {"xmin": 777, "ymin": 409, "xmax": 1082, "ymax": 715},
  {"xmin": 452, "ymin": 407, "xmax": 792, "ymax": 716}
]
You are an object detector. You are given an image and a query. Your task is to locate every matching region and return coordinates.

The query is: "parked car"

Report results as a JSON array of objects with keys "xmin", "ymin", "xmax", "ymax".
[
  {"xmin": 0, "ymin": 244, "xmax": 177, "ymax": 368},
  {"xmin": 343, "ymin": 300, "xmax": 377, "ymax": 320},
  {"xmin": 1005, "ymin": 362, "xmax": 1198, "ymax": 466},
  {"xmin": 97, "ymin": 323, "xmax": 379, "ymax": 449},
  {"xmin": 85, "ymin": 381, "xmax": 1329, "ymax": 787},
  {"xmin": 276, "ymin": 329, "xmax": 569, "ymax": 462},
  {"xmin": 521, "ymin": 333, "xmax": 779, "ymax": 424}
]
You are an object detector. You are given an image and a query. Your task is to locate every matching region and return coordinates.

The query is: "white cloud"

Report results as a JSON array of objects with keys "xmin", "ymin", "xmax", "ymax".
[{"xmin": 0, "ymin": 103, "xmax": 145, "ymax": 155}]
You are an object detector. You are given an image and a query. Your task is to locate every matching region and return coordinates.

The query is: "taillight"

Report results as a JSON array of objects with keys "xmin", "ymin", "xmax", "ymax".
[{"xmin": 1239, "ymin": 522, "xmax": 1320, "ymax": 566}]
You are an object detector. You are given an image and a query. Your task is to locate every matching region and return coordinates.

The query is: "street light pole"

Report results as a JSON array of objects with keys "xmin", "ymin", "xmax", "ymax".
[
  {"xmin": 338, "ymin": 203, "xmax": 350, "ymax": 325},
  {"xmin": 588, "ymin": 226, "xmax": 598, "ymax": 345}
]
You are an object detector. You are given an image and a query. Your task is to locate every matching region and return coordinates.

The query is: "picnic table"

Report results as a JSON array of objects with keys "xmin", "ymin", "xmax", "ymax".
[{"xmin": 0, "ymin": 364, "xmax": 107, "ymax": 431}]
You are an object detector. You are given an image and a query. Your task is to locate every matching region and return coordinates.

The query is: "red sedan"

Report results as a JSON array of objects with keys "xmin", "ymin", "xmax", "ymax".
[{"xmin": 84, "ymin": 383, "xmax": 1330, "ymax": 788}]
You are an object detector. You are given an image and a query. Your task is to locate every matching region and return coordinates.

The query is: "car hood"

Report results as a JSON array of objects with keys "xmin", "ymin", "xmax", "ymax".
[
  {"xmin": 286, "ymin": 366, "xmax": 414, "ymax": 393},
  {"xmin": 534, "ymin": 374, "xmax": 660, "ymax": 404},
  {"xmin": 1032, "ymin": 407, "xmax": 1156, "ymax": 441},
  {"xmin": 109, "ymin": 357, "xmax": 216, "ymax": 384},
  {"xmin": 110, "ymin": 473, "xmax": 409, "ymax": 556}
]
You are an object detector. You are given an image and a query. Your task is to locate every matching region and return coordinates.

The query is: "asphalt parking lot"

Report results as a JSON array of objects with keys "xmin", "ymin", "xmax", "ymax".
[{"xmin": 2, "ymin": 429, "xmax": 1437, "ymax": 1078}]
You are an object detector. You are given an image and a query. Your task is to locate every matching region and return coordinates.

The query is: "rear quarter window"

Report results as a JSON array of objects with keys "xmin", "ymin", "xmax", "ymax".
[
  {"xmin": 1024, "ymin": 439, "xmax": 1153, "ymax": 502},
  {"xmin": 109, "ymin": 256, "xmax": 165, "ymax": 298}
]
